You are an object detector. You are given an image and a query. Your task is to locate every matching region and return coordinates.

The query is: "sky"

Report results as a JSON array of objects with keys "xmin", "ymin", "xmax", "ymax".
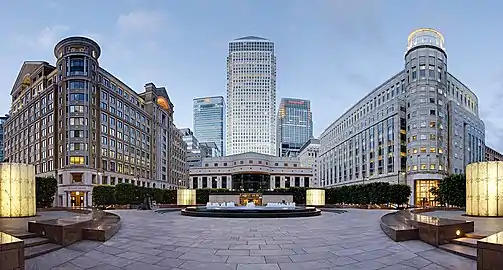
[{"xmin": 1, "ymin": 0, "xmax": 503, "ymax": 151}]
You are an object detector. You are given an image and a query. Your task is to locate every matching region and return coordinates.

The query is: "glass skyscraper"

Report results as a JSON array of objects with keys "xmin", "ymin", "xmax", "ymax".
[
  {"xmin": 193, "ymin": 96, "xmax": 225, "ymax": 156},
  {"xmin": 277, "ymin": 98, "xmax": 313, "ymax": 157}
]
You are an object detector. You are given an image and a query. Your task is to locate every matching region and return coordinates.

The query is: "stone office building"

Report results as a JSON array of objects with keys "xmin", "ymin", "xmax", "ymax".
[
  {"xmin": 189, "ymin": 152, "xmax": 313, "ymax": 191},
  {"xmin": 3, "ymin": 36, "xmax": 187, "ymax": 208},
  {"xmin": 319, "ymin": 29, "xmax": 485, "ymax": 206}
]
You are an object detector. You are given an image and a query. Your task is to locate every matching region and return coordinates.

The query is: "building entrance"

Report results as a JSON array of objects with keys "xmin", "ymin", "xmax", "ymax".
[
  {"xmin": 70, "ymin": 191, "xmax": 84, "ymax": 207},
  {"xmin": 239, "ymin": 193, "xmax": 262, "ymax": 206},
  {"xmin": 232, "ymin": 173, "xmax": 269, "ymax": 191},
  {"xmin": 415, "ymin": 180, "xmax": 439, "ymax": 207}
]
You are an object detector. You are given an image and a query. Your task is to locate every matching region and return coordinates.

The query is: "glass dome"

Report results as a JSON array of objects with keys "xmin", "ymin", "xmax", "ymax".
[{"xmin": 407, "ymin": 28, "xmax": 445, "ymax": 52}]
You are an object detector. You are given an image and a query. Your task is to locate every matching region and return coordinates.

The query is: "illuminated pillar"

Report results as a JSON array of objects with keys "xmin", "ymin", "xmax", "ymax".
[
  {"xmin": 466, "ymin": 161, "xmax": 503, "ymax": 216},
  {"xmin": 0, "ymin": 163, "xmax": 36, "ymax": 217},
  {"xmin": 306, "ymin": 189, "xmax": 325, "ymax": 206},
  {"xmin": 177, "ymin": 189, "xmax": 196, "ymax": 206}
]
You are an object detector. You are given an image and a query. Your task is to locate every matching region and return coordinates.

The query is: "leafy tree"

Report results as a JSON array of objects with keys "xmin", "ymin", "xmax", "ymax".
[
  {"xmin": 436, "ymin": 174, "xmax": 466, "ymax": 207},
  {"xmin": 36, "ymin": 177, "xmax": 58, "ymax": 208},
  {"xmin": 92, "ymin": 185, "xmax": 116, "ymax": 207}
]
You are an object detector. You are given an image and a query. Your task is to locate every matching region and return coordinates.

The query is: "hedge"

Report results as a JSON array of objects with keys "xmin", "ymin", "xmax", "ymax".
[
  {"xmin": 325, "ymin": 183, "xmax": 411, "ymax": 206},
  {"xmin": 92, "ymin": 184, "xmax": 177, "ymax": 207},
  {"xmin": 92, "ymin": 183, "xmax": 412, "ymax": 207},
  {"xmin": 36, "ymin": 177, "xmax": 58, "ymax": 208}
]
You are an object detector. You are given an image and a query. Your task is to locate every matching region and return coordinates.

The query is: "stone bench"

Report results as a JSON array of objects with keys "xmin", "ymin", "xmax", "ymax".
[
  {"xmin": 381, "ymin": 209, "xmax": 474, "ymax": 246},
  {"xmin": 477, "ymin": 231, "xmax": 503, "ymax": 269},
  {"xmin": 0, "ymin": 232, "xmax": 24, "ymax": 270}
]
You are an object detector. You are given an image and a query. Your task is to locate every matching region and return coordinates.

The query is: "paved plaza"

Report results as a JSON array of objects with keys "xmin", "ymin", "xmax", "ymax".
[{"xmin": 25, "ymin": 209, "xmax": 476, "ymax": 270}]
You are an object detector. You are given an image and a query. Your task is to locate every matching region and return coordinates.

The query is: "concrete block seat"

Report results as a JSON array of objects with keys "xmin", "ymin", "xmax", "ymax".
[
  {"xmin": 28, "ymin": 209, "xmax": 121, "ymax": 246},
  {"xmin": 380, "ymin": 212, "xmax": 419, "ymax": 242},
  {"xmin": 82, "ymin": 212, "xmax": 121, "ymax": 241}
]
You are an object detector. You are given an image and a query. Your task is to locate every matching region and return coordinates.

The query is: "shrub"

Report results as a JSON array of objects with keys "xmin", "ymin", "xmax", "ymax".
[
  {"xmin": 92, "ymin": 185, "xmax": 116, "ymax": 207},
  {"xmin": 36, "ymin": 177, "xmax": 58, "ymax": 208},
  {"xmin": 324, "ymin": 183, "xmax": 411, "ymax": 206}
]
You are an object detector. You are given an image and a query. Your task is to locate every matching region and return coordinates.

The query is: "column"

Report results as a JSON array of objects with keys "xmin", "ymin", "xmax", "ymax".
[
  {"xmin": 217, "ymin": 176, "xmax": 222, "ymax": 188},
  {"xmin": 270, "ymin": 175, "xmax": 275, "ymax": 190},
  {"xmin": 228, "ymin": 175, "xmax": 232, "ymax": 190},
  {"xmin": 83, "ymin": 192, "xmax": 87, "ymax": 207},
  {"xmin": 280, "ymin": 176, "xmax": 285, "ymax": 188},
  {"xmin": 66, "ymin": 191, "xmax": 71, "ymax": 207},
  {"xmin": 301, "ymin": 177, "xmax": 305, "ymax": 187}
]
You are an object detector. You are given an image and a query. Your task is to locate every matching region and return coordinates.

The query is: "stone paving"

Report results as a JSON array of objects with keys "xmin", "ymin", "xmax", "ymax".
[{"xmin": 25, "ymin": 209, "xmax": 476, "ymax": 270}]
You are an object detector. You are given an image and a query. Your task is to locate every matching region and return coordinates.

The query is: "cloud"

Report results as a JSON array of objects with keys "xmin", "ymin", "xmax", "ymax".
[
  {"xmin": 16, "ymin": 25, "xmax": 69, "ymax": 50},
  {"xmin": 116, "ymin": 10, "xmax": 166, "ymax": 35}
]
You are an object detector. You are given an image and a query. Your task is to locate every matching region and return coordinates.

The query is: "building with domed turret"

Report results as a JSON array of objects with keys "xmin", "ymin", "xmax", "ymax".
[
  {"xmin": 3, "ymin": 36, "xmax": 188, "ymax": 207},
  {"xmin": 319, "ymin": 29, "xmax": 485, "ymax": 206}
]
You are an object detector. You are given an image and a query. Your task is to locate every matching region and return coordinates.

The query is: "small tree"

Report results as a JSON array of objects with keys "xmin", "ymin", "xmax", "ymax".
[
  {"xmin": 92, "ymin": 185, "xmax": 116, "ymax": 207},
  {"xmin": 437, "ymin": 174, "xmax": 466, "ymax": 207},
  {"xmin": 36, "ymin": 177, "xmax": 58, "ymax": 208}
]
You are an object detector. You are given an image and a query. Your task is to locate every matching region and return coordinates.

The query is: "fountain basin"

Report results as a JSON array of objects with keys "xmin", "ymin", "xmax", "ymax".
[{"xmin": 179, "ymin": 206, "xmax": 321, "ymax": 218}]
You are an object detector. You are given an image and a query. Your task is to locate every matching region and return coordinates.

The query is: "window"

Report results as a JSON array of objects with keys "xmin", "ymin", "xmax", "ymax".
[
  {"xmin": 69, "ymin": 105, "xmax": 85, "ymax": 113},
  {"xmin": 430, "ymin": 147, "xmax": 436, "ymax": 153},
  {"xmin": 430, "ymin": 134, "xmax": 436, "ymax": 140},
  {"xmin": 420, "ymin": 147, "xmax": 427, "ymax": 153},
  {"xmin": 69, "ymin": 117, "xmax": 85, "ymax": 125},
  {"xmin": 69, "ymin": 80, "xmax": 85, "ymax": 89},
  {"xmin": 70, "ymin": 156, "xmax": 85, "ymax": 165},
  {"xmin": 430, "ymin": 110, "xmax": 436, "ymax": 115},
  {"xmin": 430, "ymin": 122, "xmax": 436, "ymax": 128},
  {"xmin": 430, "ymin": 164, "xmax": 436, "ymax": 170},
  {"xmin": 421, "ymin": 164, "xmax": 427, "ymax": 170}
]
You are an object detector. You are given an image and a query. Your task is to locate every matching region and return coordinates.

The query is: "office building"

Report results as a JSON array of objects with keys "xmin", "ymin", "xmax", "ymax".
[
  {"xmin": 0, "ymin": 115, "xmax": 9, "ymax": 162},
  {"xmin": 485, "ymin": 146, "xmax": 503, "ymax": 161},
  {"xmin": 298, "ymin": 138, "xmax": 320, "ymax": 187},
  {"xmin": 277, "ymin": 98, "xmax": 313, "ymax": 157},
  {"xmin": 319, "ymin": 29, "xmax": 485, "ymax": 206},
  {"xmin": 189, "ymin": 152, "xmax": 312, "ymax": 190},
  {"xmin": 180, "ymin": 127, "xmax": 210, "ymax": 168},
  {"xmin": 199, "ymin": 142, "xmax": 221, "ymax": 158},
  {"xmin": 193, "ymin": 96, "xmax": 225, "ymax": 155},
  {"xmin": 3, "ymin": 36, "xmax": 188, "ymax": 207},
  {"xmin": 226, "ymin": 36, "xmax": 276, "ymax": 156}
]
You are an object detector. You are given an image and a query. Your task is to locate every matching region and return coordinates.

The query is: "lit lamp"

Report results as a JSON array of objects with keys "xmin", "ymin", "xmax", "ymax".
[
  {"xmin": 177, "ymin": 189, "xmax": 196, "ymax": 206},
  {"xmin": 0, "ymin": 163, "xmax": 36, "ymax": 217},
  {"xmin": 306, "ymin": 189, "xmax": 325, "ymax": 206},
  {"xmin": 466, "ymin": 161, "xmax": 503, "ymax": 217}
]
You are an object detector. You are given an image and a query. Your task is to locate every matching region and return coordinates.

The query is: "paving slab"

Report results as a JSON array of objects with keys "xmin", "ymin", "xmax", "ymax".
[{"xmin": 23, "ymin": 209, "xmax": 477, "ymax": 270}]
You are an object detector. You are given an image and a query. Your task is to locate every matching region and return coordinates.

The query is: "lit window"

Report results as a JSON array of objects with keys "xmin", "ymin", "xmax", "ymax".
[
  {"xmin": 70, "ymin": 156, "xmax": 85, "ymax": 165},
  {"xmin": 430, "ymin": 164, "xmax": 436, "ymax": 170},
  {"xmin": 421, "ymin": 164, "xmax": 427, "ymax": 170},
  {"xmin": 430, "ymin": 148, "xmax": 436, "ymax": 153},
  {"xmin": 430, "ymin": 122, "xmax": 436, "ymax": 128},
  {"xmin": 439, "ymin": 164, "xmax": 443, "ymax": 170},
  {"xmin": 420, "ymin": 147, "xmax": 427, "ymax": 153},
  {"xmin": 430, "ymin": 134, "xmax": 436, "ymax": 140},
  {"xmin": 413, "ymin": 148, "xmax": 418, "ymax": 154},
  {"xmin": 438, "ymin": 148, "xmax": 443, "ymax": 154},
  {"xmin": 412, "ymin": 135, "xmax": 417, "ymax": 141},
  {"xmin": 413, "ymin": 165, "xmax": 418, "ymax": 171}
]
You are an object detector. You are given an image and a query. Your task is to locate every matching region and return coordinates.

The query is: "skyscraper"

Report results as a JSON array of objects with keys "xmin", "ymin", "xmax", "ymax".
[
  {"xmin": 277, "ymin": 98, "xmax": 313, "ymax": 157},
  {"xmin": 226, "ymin": 36, "xmax": 276, "ymax": 156},
  {"xmin": 193, "ymin": 96, "xmax": 225, "ymax": 156}
]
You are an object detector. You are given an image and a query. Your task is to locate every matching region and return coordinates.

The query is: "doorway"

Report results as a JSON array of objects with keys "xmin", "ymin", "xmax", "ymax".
[
  {"xmin": 70, "ymin": 191, "xmax": 85, "ymax": 207},
  {"xmin": 239, "ymin": 193, "xmax": 262, "ymax": 206}
]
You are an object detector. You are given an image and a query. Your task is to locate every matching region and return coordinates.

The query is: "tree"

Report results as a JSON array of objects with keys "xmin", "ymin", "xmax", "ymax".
[
  {"xmin": 36, "ymin": 177, "xmax": 58, "ymax": 208},
  {"xmin": 436, "ymin": 174, "xmax": 466, "ymax": 207}
]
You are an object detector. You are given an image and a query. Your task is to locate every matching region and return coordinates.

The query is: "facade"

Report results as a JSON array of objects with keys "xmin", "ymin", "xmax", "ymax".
[
  {"xmin": 3, "ymin": 36, "xmax": 188, "ymax": 208},
  {"xmin": 180, "ymin": 127, "xmax": 210, "ymax": 168},
  {"xmin": 193, "ymin": 96, "xmax": 225, "ymax": 156},
  {"xmin": 226, "ymin": 36, "xmax": 277, "ymax": 156},
  {"xmin": 199, "ymin": 142, "xmax": 220, "ymax": 158},
  {"xmin": 277, "ymin": 98, "xmax": 313, "ymax": 157},
  {"xmin": 485, "ymin": 146, "xmax": 503, "ymax": 161},
  {"xmin": 319, "ymin": 29, "xmax": 485, "ymax": 206},
  {"xmin": 0, "ymin": 115, "xmax": 9, "ymax": 162},
  {"xmin": 298, "ymin": 138, "xmax": 320, "ymax": 187},
  {"xmin": 189, "ymin": 152, "xmax": 312, "ymax": 190}
]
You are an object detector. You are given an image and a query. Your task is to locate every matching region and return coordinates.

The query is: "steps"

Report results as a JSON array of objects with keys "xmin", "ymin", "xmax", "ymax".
[
  {"xmin": 25, "ymin": 243, "xmax": 62, "ymax": 259},
  {"xmin": 8, "ymin": 231, "xmax": 62, "ymax": 259},
  {"xmin": 440, "ymin": 243, "xmax": 477, "ymax": 260},
  {"xmin": 439, "ymin": 235, "xmax": 485, "ymax": 260}
]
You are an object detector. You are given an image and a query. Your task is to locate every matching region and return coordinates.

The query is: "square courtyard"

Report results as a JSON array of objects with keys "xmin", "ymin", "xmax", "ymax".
[{"xmin": 25, "ymin": 209, "xmax": 476, "ymax": 270}]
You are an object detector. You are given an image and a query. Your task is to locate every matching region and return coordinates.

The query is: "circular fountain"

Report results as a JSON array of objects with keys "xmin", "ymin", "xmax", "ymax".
[{"xmin": 180, "ymin": 201, "xmax": 321, "ymax": 218}]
